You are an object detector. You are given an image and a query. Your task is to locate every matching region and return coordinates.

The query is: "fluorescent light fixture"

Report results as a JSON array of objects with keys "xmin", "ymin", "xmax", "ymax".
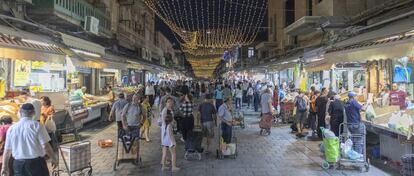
[
  {"xmin": 21, "ymin": 39, "xmax": 55, "ymax": 47},
  {"xmin": 71, "ymin": 48, "xmax": 101, "ymax": 58}
]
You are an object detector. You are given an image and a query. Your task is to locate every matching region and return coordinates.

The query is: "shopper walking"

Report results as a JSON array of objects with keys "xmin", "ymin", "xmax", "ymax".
[
  {"xmin": 316, "ymin": 88, "xmax": 329, "ymax": 138},
  {"xmin": 234, "ymin": 85, "xmax": 243, "ymax": 110},
  {"xmin": 122, "ymin": 94, "xmax": 146, "ymax": 164},
  {"xmin": 218, "ymin": 98, "xmax": 233, "ymax": 144},
  {"xmin": 246, "ymin": 84, "xmax": 254, "ymax": 109},
  {"xmin": 161, "ymin": 113, "xmax": 180, "ymax": 172},
  {"xmin": 308, "ymin": 90, "xmax": 319, "ymax": 136},
  {"xmin": 198, "ymin": 94, "xmax": 217, "ymax": 153},
  {"xmin": 179, "ymin": 93, "xmax": 194, "ymax": 141},
  {"xmin": 145, "ymin": 82, "xmax": 156, "ymax": 106},
  {"xmin": 141, "ymin": 96, "xmax": 152, "ymax": 142},
  {"xmin": 109, "ymin": 93, "xmax": 128, "ymax": 136},
  {"xmin": 0, "ymin": 116, "xmax": 13, "ymax": 175},
  {"xmin": 328, "ymin": 94, "xmax": 344, "ymax": 136},
  {"xmin": 222, "ymin": 84, "xmax": 232, "ymax": 100},
  {"xmin": 215, "ymin": 86, "xmax": 224, "ymax": 110},
  {"xmin": 294, "ymin": 90, "xmax": 309, "ymax": 137},
  {"xmin": 2, "ymin": 103, "xmax": 57, "ymax": 176}
]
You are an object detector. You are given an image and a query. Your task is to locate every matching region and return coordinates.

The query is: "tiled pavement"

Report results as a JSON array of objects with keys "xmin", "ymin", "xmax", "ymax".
[{"xmin": 54, "ymin": 108, "xmax": 394, "ymax": 176}]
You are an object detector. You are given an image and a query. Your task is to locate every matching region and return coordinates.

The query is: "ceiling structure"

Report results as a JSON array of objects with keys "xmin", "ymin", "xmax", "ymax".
[{"xmin": 144, "ymin": 0, "xmax": 268, "ymax": 78}]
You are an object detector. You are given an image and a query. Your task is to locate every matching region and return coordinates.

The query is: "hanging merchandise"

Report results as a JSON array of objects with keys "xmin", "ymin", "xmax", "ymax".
[
  {"xmin": 0, "ymin": 80, "xmax": 5, "ymax": 98},
  {"xmin": 299, "ymin": 71, "xmax": 307, "ymax": 92}
]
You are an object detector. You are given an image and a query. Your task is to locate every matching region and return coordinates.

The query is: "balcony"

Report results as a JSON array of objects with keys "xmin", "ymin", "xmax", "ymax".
[{"xmin": 30, "ymin": 0, "xmax": 111, "ymax": 36}]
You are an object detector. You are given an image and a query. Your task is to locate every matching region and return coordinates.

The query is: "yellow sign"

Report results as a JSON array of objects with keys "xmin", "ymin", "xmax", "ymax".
[
  {"xmin": 31, "ymin": 61, "xmax": 45, "ymax": 70},
  {"xmin": 14, "ymin": 60, "xmax": 31, "ymax": 86}
]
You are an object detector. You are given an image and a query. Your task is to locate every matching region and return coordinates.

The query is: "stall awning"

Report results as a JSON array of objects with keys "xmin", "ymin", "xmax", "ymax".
[
  {"xmin": 60, "ymin": 33, "xmax": 105, "ymax": 55},
  {"xmin": 325, "ymin": 17, "xmax": 414, "ymax": 63},
  {"xmin": 304, "ymin": 59, "xmax": 333, "ymax": 72},
  {"xmin": 0, "ymin": 31, "xmax": 65, "ymax": 63},
  {"xmin": 325, "ymin": 35, "xmax": 414, "ymax": 63}
]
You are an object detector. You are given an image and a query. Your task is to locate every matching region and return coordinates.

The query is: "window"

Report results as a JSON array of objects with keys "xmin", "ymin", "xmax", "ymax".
[
  {"xmin": 285, "ymin": 0, "xmax": 295, "ymax": 27},
  {"xmin": 248, "ymin": 47, "xmax": 255, "ymax": 58},
  {"xmin": 308, "ymin": 0, "xmax": 313, "ymax": 16}
]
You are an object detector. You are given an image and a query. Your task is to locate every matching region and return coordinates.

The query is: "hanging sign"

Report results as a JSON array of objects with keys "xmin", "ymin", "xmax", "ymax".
[{"xmin": 14, "ymin": 60, "xmax": 31, "ymax": 86}]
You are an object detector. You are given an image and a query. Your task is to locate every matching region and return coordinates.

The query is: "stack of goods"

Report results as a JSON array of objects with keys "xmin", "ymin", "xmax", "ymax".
[
  {"xmin": 388, "ymin": 111, "xmax": 414, "ymax": 136},
  {"xmin": 0, "ymin": 101, "xmax": 19, "ymax": 121},
  {"xmin": 401, "ymin": 154, "xmax": 414, "ymax": 176}
]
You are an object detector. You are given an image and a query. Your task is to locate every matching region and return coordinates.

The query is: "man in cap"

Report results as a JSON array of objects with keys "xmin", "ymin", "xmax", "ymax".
[
  {"xmin": 344, "ymin": 92, "xmax": 366, "ymax": 154},
  {"xmin": 2, "ymin": 103, "xmax": 57, "ymax": 176}
]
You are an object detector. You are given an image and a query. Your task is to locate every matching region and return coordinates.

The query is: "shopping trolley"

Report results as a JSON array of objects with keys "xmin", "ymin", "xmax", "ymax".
[{"xmin": 52, "ymin": 141, "xmax": 92, "ymax": 176}]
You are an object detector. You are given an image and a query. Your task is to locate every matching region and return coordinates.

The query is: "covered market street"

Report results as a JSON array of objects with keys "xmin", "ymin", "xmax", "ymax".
[{"xmin": 78, "ymin": 108, "xmax": 392, "ymax": 176}]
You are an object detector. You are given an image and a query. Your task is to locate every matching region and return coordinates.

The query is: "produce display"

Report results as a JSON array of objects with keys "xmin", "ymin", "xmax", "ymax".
[{"xmin": 0, "ymin": 101, "xmax": 20, "ymax": 121}]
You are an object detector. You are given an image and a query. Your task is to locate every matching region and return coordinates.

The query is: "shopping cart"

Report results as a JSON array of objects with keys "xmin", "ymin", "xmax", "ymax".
[
  {"xmin": 52, "ymin": 141, "xmax": 92, "ymax": 176},
  {"xmin": 113, "ymin": 127, "xmax": 142, "ymax": 171},
  {"xmin": 337, "ymin": 123, "xmax": 370, "ymax": 172},
  {"xmin": 276, "ymin": 101, "xmax": 294, "ymax": 124},
  {"xmin": 216, "ymin": 123, "xmax": 237, "ymax": 159}
]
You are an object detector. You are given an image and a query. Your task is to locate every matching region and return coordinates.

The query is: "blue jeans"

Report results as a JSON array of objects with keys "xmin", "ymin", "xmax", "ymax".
[
  {"xmin": 254, "ymin": 93, "xmax": 260, "ymax": 112},
  {"xmin": 235, "ymin": 98, "xmax": 242, "ymax": 109},
  {"xmin": 221, "ymin": 122, "xmax": 232, "ymax": 144}
]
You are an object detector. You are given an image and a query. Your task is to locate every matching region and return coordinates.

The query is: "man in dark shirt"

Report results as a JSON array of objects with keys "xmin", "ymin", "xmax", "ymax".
[
  {"xmin": 328, "ymin": 95, "xmax": 344, "ymax": 136},
  {"xmin": 198, "ymin": 94, "xmax": 217, "ymax": 153},
  {"xmin": 316, "ymin": 88, "xmax": 328, "ymax": 138},
  {"xmin": 344, "ymin": 91, "xmax": 366, "ymax": 154}
]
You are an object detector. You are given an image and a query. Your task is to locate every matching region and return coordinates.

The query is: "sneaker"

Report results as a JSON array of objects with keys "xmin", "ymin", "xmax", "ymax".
[
  {"xmin": 172, "ymin": 167, "xmax": 180, "ymax": 172},
  {"xmin": 162, "ymin": 166, "xmax": 169, "ymax": 171},
  {"xmin": 180, "ymin": 137, "xmax": 185, "ymax": 142}
]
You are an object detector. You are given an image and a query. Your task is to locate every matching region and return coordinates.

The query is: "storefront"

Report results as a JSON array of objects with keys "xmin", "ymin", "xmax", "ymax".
[{"xmin": 323, "ymin": 23, "xmax": 414, "ymax": 162}]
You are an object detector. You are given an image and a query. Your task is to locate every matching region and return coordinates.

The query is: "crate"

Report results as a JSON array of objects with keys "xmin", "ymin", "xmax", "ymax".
[
  {"xmin": 98, "ymin": 139, "xmax": 113, "ymax": 148},
  {"xmin": 60, "ymin": 141, "xmax": 91, "ymax": 172}
]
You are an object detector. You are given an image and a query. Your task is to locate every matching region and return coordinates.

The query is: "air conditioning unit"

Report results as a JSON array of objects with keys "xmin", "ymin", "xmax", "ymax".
[{"xmin": 84, "ymin": 16, "xmax": 100, "ymax": 35}]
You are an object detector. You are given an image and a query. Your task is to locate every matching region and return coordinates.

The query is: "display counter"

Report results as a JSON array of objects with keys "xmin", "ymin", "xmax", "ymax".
[
  {"xmin": 363, "ymin": 119, "xmax": 414, "ymax": 161},
  {"xmin": 83, "ymin": 102, "xmax": 109, "ymax": 124}
]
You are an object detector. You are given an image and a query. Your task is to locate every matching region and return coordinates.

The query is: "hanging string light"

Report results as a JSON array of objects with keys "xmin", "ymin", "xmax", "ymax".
[{"xmin": 144, "ymin": 0, "xmax": 268, "ymax": 78}]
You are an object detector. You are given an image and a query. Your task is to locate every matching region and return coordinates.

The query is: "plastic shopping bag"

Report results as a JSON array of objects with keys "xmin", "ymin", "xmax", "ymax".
[{"xmin": 45, "ymin": 117, "xmax": 56, "ymax": 133}]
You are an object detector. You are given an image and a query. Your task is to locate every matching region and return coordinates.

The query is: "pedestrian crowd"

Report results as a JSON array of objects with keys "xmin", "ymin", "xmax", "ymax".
[{"xmin": 0, "ymin": 78, "xmax": 367, "ymax": 175}]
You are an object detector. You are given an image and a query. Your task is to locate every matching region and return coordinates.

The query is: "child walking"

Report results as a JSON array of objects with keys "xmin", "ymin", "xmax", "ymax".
[{"xmin": 161, "ymin": 113, "xmax": 180, "ymax": 172}]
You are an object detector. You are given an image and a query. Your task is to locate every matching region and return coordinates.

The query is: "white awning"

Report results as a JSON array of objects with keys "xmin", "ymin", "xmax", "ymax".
[{"xmin": 60, "ymin": 33, "xmax": 105, "ymax": 55}]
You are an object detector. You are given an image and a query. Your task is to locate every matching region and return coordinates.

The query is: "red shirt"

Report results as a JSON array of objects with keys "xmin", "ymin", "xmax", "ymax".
[{"xmin": 389, "ymin": 90, "xmax": 407, "ymax": 109}]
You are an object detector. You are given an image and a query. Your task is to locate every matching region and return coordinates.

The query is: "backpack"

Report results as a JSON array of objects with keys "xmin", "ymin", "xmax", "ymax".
[{"xmin": 296, "ymin": 96, "xmax": 307, "ymax": 112}]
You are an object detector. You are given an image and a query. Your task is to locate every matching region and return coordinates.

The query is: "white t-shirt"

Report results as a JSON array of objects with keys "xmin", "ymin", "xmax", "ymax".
[
  {"xmin": 5, "ymin": 117, "xmax": 50, "ymax": 160},
  {"xmin": 145, "ymin": 85, "xmax": 155, "ymax": 95},
  {"xmin": 235, "ymin": 89, "xmax": 243, "ymax": 98}
]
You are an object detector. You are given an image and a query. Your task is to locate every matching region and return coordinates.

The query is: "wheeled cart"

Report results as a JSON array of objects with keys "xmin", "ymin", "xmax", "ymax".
[
  {"xmin": 52, "ymin": 141, "xmax": 92, "ymax": 176},
  {"xmin": 113, "ymin": 128, "xmax": 142, "ymax": 171},
  {"xmin": 216, "ymin": 124, "xmax": 237, "ymax": 159},
  {"xmin": 337, "ymin": 123, "xmax": 370, "ymax": 172}
]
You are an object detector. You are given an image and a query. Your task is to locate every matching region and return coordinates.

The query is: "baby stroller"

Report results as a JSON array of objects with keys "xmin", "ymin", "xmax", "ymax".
[
  {"xmin": 184, "ymin": 130, "xmax": 203, "ymax": 160},
  {"xmin": 113, "ymin": 128, "xmax": 142, "ymax": 171}
]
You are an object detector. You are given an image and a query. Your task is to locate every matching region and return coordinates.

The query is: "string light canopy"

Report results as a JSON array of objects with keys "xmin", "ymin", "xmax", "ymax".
[{"xmin": 144, "ymin": 0, "xmax": 268, "ymax": 78}]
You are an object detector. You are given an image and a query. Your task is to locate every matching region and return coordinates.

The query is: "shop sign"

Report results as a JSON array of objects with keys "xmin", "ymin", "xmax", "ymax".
[
  {"xmin": 103, "ymin": 68, "xmax": 118, "ymax": 73},
  {"xmin": 14, "ymin": 60, "xmax": 31, "ymax": 86},
  {"xmin": 32, "ymin": 61, "xmax": 64, "ymax": 71},
  {"xmin": 77, "ymin": 67, "xmax": 92, "ymax": 74}
]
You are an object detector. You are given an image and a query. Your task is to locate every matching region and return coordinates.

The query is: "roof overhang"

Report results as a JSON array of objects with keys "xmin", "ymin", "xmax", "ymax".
[
  {"xmin": 285, "ymin": 16, "xmax": 323, "ymax": 36},
  {"xmin": 256, "ymin": 41, "xmax": 278, "ymax": 50}
]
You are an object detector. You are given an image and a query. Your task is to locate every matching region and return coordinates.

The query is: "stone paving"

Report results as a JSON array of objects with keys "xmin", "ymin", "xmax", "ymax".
[{"xmin": 54, "ymin": 108, "xmax": 394, "ymax": 176}]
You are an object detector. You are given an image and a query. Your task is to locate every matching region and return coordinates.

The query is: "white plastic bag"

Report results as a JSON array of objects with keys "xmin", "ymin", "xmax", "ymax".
[
  {"xmin": 45, "ymin": 117, "xmax": 56, "ymax": 133},
  {"xmin": 342, "ymin": 138, "xmax": 353, "ymax": 157}
]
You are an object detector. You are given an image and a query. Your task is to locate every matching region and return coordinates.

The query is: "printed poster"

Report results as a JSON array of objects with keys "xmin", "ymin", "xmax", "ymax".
[{"xmin": 14, "ymin": 60, "xmax": 31, "ymax": 86}]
